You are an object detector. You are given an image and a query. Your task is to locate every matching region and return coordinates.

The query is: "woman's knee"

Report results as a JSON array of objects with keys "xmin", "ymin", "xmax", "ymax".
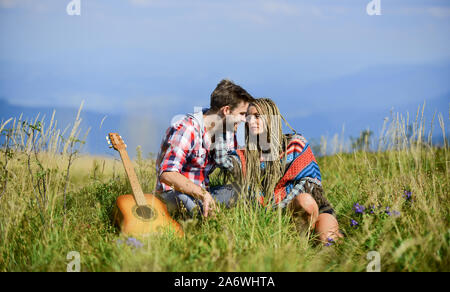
[{"xmin": 292, "ymin": 193, "xmax": 319, "ymax": 217}]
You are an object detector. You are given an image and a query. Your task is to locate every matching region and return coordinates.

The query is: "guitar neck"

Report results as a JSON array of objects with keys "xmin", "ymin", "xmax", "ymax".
[{"xmin": 117, "ymin": 148, "xmax": 147, "ymax": 206}]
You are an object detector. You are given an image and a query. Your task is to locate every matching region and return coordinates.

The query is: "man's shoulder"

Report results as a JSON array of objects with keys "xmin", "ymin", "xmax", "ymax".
[{"xmin": 168, "ymin": 113, "xmax": 202, "ymax": 134}]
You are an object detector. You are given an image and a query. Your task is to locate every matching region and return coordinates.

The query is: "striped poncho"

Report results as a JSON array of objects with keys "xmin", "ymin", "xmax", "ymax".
[{"xmin": 214, "ymin": 133, "xmax": 322, "ymax": 208}]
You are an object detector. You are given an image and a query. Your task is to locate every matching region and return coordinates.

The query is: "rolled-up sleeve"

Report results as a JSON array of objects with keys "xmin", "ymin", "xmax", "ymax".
[{"xmin": 158, "ymin": 123, "xmax": 194, "ymax": 175}]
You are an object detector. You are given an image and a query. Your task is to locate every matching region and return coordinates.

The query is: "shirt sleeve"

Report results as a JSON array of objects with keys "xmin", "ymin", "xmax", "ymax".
[
  {"xmin": 158, "ymin": 121, "xmax": 195, "ymax": 176},
  {"xmin": 213, "ymin": 132, "xmax": 242, "ymax": 172}
]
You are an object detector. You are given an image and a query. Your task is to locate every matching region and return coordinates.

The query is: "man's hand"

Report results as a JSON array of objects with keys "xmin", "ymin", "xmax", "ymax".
[
  {"xmin": 201, "ymin": 189, "xmax": 218, "ymax": 218},
  {"xmin": 160, "ymin": 171, "xmax": 218, "ymax": 218}
]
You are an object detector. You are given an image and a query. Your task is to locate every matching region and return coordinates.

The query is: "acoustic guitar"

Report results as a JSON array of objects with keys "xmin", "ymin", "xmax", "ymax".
[{"xmin": 107, "ymin": 133, "xmax": 184, "ymax": 237}]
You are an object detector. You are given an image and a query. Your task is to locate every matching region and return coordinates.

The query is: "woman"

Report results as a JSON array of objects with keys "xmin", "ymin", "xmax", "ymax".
[{"xmin": 214, "ymin": 98, "xmax": 342, "ymax": 244}]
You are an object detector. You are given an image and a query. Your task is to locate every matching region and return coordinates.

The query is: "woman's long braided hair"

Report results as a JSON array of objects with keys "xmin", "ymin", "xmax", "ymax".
[{"xmin": 242, "ymin": 98, "xmax": 296, "ymax": 202}]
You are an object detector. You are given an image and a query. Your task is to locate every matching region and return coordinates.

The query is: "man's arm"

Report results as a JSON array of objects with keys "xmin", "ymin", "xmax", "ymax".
[
  {"xmin": 160, "ymin": 171, "xmax": 205, "ymax": 200},
  {"xmin": 160, "ymin": 171, "xmax": 217, "ymax": 217},
  {"xmin": 157, "ymin": 121, "xmax": 217, "ymax": 217}
]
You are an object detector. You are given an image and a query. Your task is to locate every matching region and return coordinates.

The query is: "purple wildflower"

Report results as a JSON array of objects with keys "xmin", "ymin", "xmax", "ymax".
[
  {"xmin": 325, "ymin": 237, "xmax": 335, "ymax": 247},
  {"xmin": 403, "ymin": 191, "xmax": 413, "ymax": 203},
  {"xmin": 117, "ymin": 237, "xmax": 144, "ymax": 249},
  {"xmin": 126, "ymin": 237, "xmax": 144, "ymax": 249},
  {"xmin": 392, "ymin": 210, "xmax": 401, "ymax": 217},
  {"xmin": 350, "ymin": 219, "xmax": 359, "ymax": 228},
  {"xmin": 385, "ymin": 206, "xmax": 391, "ymax": 216},
  {"xmin": 369, "ymin": 205, "xmax": 376, "ymax": 214},
  {"xmin": 353, "ymin": 203, "xmax": 366, "ymax": 214}
]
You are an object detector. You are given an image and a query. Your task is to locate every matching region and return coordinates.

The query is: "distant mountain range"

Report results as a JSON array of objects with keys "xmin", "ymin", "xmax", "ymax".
[
  {"xmin": 0, "ymin": 99, "xmax": 121, "ymax": 156},
  {"xmin": 1, "ymin": 61, "xmax": 449, "ymax": 157},
  {"xmin": 273, "ymin": 61, "xmax": 450, "ymax": 151}
]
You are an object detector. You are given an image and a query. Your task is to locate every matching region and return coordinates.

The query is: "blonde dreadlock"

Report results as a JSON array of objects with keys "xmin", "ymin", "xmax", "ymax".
[{"xmin": 242, "ymin": 98, "xmax": 295, "ymax": 203}]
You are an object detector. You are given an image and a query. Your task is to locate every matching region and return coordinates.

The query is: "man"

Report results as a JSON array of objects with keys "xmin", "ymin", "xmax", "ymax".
[{"xmin": 155, "ymin": 79, "xmax": 254, "ymax": 218}]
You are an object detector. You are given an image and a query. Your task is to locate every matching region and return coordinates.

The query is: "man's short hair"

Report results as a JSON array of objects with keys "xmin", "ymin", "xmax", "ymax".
[{"xmin": 210, "ymin": 79, "xmax": 254, "ymax": 112}]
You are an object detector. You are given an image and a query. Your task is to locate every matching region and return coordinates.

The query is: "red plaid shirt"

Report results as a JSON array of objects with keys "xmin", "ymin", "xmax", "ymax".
[{"xmin": 155, "ymin": 111, "xmax": 237, "ymax": 193}]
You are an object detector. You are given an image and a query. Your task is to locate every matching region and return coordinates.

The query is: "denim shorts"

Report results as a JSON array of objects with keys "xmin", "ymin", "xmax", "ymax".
[
  {"xmin": 298, "ymin": 180, "xmax": 336, "ymax": 217},
  {"xmin": 157, "ymin": 184, "xmax": 239, "ymax": 217}
]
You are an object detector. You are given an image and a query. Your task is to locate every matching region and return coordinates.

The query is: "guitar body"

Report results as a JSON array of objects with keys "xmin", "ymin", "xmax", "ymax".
[
  {"xmin": 114, "ymin": 193, "xmax": 184, "ymax": 237},
  {"xmin": 108, "ymin": 132, "xmax": 184, "ymax": 237}
]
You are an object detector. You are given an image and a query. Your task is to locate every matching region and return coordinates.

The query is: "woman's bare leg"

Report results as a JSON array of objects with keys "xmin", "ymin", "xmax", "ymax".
[
  {"xmin": 289, "ymin": 194, "xmax": 342, "ymax": 244},
  {"xmin": 289, "ymin": 193, "xmax": 319, "ymax": 229}
]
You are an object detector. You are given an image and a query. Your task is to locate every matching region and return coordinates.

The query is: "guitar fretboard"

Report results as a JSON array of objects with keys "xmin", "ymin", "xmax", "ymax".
[{"xmin": 117, "ymin": 148, "xmax": 147, "ymax": 207}]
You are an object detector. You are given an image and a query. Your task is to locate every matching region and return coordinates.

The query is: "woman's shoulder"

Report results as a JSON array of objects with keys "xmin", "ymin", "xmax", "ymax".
[
  {"xmin": 282, "ymin": 133, "xmax": 309, "ymax": 161},
  {"xmin": 284, "ymin": 133, "xmax": 308, "ymax": 147}
]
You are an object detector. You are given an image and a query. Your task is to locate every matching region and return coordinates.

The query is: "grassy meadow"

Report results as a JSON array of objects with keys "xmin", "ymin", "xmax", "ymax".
[{"xmin": 0, "ymin": 105, "xmax": 448, "ymax": 272}]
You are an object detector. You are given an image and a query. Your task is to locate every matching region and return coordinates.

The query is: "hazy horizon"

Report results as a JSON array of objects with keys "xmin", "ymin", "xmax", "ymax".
[{"xmin": 1, "ymin": 0, "xmax": 449, "ymax": 156}]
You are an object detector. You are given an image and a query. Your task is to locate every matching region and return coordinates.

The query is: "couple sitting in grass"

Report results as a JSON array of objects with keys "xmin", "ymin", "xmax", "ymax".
[{"xmin": 155, "ymin": 79, "xmax": 342, "ymax": 244}]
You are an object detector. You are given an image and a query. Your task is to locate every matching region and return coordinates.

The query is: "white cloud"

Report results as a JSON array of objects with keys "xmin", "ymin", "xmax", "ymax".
[
  {"xmin": 126, "ymin": 0, "xmax": 322, "ymax": 25},
  {"xmin": 0, "ymin": 0, "xmax": 50, "ymax": 12},
  {"xmin": 128, "ymin": 0, "xmax": 160, "ymax": 7},
  {"xmin": 261, "ymin": 1, "xmax": 300, "ymax": 16}
]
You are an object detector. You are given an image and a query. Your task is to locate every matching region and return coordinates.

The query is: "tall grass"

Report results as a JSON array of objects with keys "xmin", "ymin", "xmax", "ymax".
[{"xmin": 0, "ymin": 103, "xmax": 448, "ymax": 272}]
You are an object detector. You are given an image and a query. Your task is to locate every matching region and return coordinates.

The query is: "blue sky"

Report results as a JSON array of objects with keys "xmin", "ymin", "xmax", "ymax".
[{"xmin": 0, "ymin": 0, "xmax": 449, "ymax": 154}]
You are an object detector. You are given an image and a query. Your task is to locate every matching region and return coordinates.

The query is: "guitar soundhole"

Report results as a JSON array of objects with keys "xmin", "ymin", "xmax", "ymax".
[{"xmin": 134, "ymin": 205, "xmax": 156, "ymax": 221}]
